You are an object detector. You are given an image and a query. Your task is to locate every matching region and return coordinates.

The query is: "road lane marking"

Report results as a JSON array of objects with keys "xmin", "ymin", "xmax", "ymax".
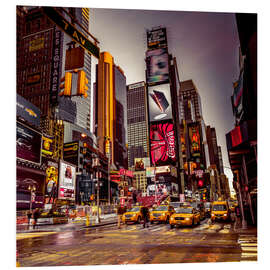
[{"xmin": 16, "ymin": 231, "xmax": 57, "ymax": 240}]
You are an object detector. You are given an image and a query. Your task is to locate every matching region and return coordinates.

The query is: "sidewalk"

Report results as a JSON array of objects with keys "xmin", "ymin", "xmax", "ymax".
[{"xmin": 17, "ymin": 214, "xmax": 118, "ymax": 233}]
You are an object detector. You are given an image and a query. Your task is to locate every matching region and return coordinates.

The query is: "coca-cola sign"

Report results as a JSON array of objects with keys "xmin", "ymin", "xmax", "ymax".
[{"xmin": 150, "ymin": 122, "xmax": 176, "ymax": 166}]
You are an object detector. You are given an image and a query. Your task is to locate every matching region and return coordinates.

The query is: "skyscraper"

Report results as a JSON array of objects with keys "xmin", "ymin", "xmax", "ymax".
[
  {"xmin": 95, "ymin": 52, "xmax": 127, "ymax": 169},
  {"xmin": 126, "ymin": 82, "xmax": 149, "ymax": 169}
]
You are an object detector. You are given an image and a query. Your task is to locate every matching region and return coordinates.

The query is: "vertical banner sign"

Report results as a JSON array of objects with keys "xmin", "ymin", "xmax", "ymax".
[
  {"xmin": 188, "ymin": 124, "xmax": 201, "ymax": 158},
  {"xmin": 50, "ymin": 27, "xmax": 63, "ymax": 105},
  {"xmin": 45, "ymin": 161, "xmax": 59, "ymax": 197}
]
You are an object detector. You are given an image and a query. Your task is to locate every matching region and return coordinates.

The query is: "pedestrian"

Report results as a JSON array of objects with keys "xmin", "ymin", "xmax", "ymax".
[
  {"xmin": 141, "ymin": 207, "xmax": 149, "ymax": 228},
  {"xmin": 234, "ymin": 205, "xmax": 241, "ymax": 229},
  {"xmin": 27, "ymin": 210, "xmax": 32, "ymax": 229},
  {"xmin": 117, "ymin": 204, "xmax": 126, "ymax": 229},
  {"xmin": 33, "ymin": 208, "xmax": 40, "ymax": 229}
]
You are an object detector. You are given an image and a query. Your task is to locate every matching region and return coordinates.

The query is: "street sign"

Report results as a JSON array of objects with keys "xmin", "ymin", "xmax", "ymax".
[{"xmin": 43, "ymin": 7, "xmax": 100, "ymax": 59}]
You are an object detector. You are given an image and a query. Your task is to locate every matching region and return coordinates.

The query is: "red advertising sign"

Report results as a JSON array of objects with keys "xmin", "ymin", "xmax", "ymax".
[
  {"xmin": 120, "ymin": 197, "xmax": 125, "ymax": 207},
  {"xmin": 150, "ymin": 122, "xmax": 176, "ymax": 166},
  {"xmin": 119, "ymin": 168, "xmax": 134, "ymax": 178}
]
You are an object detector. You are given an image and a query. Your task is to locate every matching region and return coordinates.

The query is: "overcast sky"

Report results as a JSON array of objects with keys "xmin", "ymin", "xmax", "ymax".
[{"xmin": 89, "ymin": 8, "xmax": 241, "ymax": 185}]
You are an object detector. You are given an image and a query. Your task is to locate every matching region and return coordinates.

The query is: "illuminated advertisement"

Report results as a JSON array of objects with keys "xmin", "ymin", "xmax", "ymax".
[
  {"xmin": 58, "ymin": 160, "xmax": 76, "ymax": 200},
  {"xmin": 42, "ymin": 135, "xmax": 53, "ymax": 157},
  {"xmin": 147, "ymin": 28, "xmax": 167, "ymax": 50},
  {"xmin": 63, "ymin": 141, "xmax": 79, "ymax": 166},
  {"xmin": 16, "ymin": 121, "xmax": 42, "ymax": 165},
  {"xmin": 134, "ymin": 158, "xmax": 150, "ymax": 171},
  {"xmin": 146, "ymin": 48, "xmax": 169, "ymax": 85},
  {"xmin": 16, "ymin": 94, "xmax": 40, "ymax": 127},
  {"xmin": 148, "ymin": 84, "xmax": 172, "ymax": 122},
  {"xmin": 45, "ymin": 161, "xmax": 58, "ymax": 196},
  {"xmin": 150, "ymin": 122, "xmax": 176, "ymax": 166},
  {"xmin": 29, "ymin": 37, "xmax": 44, "ymax": 52},
  {"xmin": 188, "ymin": 124, "xmax": 201, "ymax": 157}
]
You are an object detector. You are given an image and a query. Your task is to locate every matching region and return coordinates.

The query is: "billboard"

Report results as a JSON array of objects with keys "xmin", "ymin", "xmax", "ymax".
[
  {"xmin": 42, "ymin": 135, "xmax": 53, "ymax": 157},
  {"xmin": 63, "ymin": 141, "xmax": 79, "ymax": 166},
  {"xmin": 149, "ymin": 121, "xmax": 176, "ymax": 166},
  {"xmin": 148, "ymin": 84, "xmax": 172, "ymax": 122},
  {"xmin": 45, "ymin": 161, "xmax": 59, "ymax": 197},
  {"xmin": 16, "ymin": 94, "xmax": 41, "ymax": 127},
  {"xmin": 147, "ymin": 28, "xmax": 167, "ymax": 50},
  {"xmin": 188, "ymin": 123, "xmax": 201, "ymax": 158},
  {"xmin": 134, "ymin": 157, "xmax": 150, "ymax": 171},
  {"xmin": 16, "ymin": 121, "xmax": 42, "ymax": 165},
  {"xmin": 146, "ymin": 48, "xmax": 169, "ymax": 85},
  {"xmin": 58, "ymin": 160, "xmax": 76, "ymax": 200}
]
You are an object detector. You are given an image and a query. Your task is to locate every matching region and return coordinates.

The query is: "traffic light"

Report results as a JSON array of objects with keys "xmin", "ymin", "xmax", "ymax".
[
  {"xmin": 197, "ymin": 179, "xmax": 204, "ymax": 188},
  {"xmin": 77, "ymin": 70, "xmax": 88, "ymax": 98},
  {"xmin": 59, "ymin": 72, "xmax": 72, "ymax": 96}
]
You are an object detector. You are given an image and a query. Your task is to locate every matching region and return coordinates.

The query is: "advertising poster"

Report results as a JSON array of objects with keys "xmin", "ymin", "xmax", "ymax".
[
  {"xmin": 58, "ymin": 160, "xmax": 76, "ymax": 200},
  {"xmin": 150, "ymin": 122, "xmax": 176, "ymax": 166},
  {"xmin": 148, "ymin": 84, "xmax": 172, "ymax": 122},
  {"xmin": 45, "ymin": 161, "xmax": 59, "ymax": 197},
  {"xmin": 16, "ymin": 121, "xmax": 42, "ymax": 164},
  {"xmin": 134, "ymin": 157, "xmax": 150, "ymax": 171},
  {"xmin": 188, "ymin": 123, "xmax": 201, "ymax": 158},
  {"xmin": 146, "ymin": 48, "xmax": 169, "ymax": 85}
]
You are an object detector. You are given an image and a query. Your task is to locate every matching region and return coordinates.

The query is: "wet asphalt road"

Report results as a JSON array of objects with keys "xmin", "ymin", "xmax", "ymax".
[{"xmin": 16, "ymin": 218, "xmax": 257, "ymax": 266}]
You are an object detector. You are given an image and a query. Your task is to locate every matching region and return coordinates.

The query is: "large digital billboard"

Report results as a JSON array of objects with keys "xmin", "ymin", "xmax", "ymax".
[
  {"xmin": 146, "ymin": 48, "xmax": 169, "ymax": 85},
  {"xmin": 58, "ymin": 160, "xmax": 76, "ymax": 200},
  {"xmin": 148, "ymin": 84, "xmax": 172, "ymax": 122},
  {"xmin": 149, "ymin": 122, "xmax": 176, "ymax": 166},
  {"xmin": 16, "ymin": 121, "xmax": 42, "ymax": 165},
  {"xmin": 63, "ymin": 141, "xmax": 79, "ymax": 166},
  {"xmin": 147, "ymin": 28, "xmax": 167, "ymax": 50},
  {"xmin": 45, "ymin": 161, "xmax": 59, "ymax": 197},
  {"xmin": 134, "ymin": 157, "xmax": 150, "ymax": 171}
]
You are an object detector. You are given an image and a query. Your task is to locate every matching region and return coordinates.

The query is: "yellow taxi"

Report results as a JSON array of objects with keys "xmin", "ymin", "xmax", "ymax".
[
  {"xmin": 211, "ymin": 200, "xmax": 230, "ymax": 222},
  {"xmin": 122, "ymin": 206, "xmax": 147, "ymax": 224},
  {"xmin": 149, "ymin": 205, "xmax": 175, "ymax": 224},
  {"xmin": 169, "ymin": 207, "xmax": 200, "ymax": 228}
]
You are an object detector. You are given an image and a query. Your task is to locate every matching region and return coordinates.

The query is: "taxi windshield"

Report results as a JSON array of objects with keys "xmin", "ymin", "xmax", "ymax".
[
  {"xmin": 155, "ymin": 206, "xmax": 168, "ymax": 211},
  {"xmin": 175, "ymin": 208, "xmax": 193, "ymax": 214},
  {"xmin": 213, "ymin": 205, "xmax": 227, "ymax": 211},
  {"xmin": 129, "ymin": 207, "xmax": 140, "ymax": 212}
]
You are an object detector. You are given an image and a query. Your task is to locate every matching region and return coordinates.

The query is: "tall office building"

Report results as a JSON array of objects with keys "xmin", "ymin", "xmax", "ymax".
[
  {"xmin": 126, "ymin": 82, "xmax": 149, "ymax": 169},
  {"xmin": 179, "ymin": 80, "xmax": 203, "ymax": 123},
  {"xmin": 95, "ymin": 52, "xmax": 127, "ymax": 169}
]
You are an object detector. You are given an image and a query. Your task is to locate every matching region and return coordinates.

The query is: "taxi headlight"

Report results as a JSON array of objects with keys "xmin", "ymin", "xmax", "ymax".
[
  {"xmin": 162, "ymin": 213, "xmax": 166, "ymax": 216},
  {"xmin": 170, "ymin": 217, "xmax": 174, "ymax": 220},
  {"xmin": 224, "ymin": 214, "xmax": 227, "ymax": 217},
  {"xmin": 211, "ymin": 213, "xmax": 215, "ymax": 217},
  {"xmin": 185, "ymin": 217, "xmax": 190, "ymax": 220}
]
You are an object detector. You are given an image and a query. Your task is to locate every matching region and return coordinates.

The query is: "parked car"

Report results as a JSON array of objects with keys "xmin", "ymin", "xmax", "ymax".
[{"xmin": 169, "ymin": 206, "xmax": 200, "ymax": 228}]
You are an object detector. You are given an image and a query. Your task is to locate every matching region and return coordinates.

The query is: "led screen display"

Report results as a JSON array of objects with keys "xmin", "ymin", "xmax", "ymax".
[
  {"xmin": 146, "ymin": 48, "xmax": 169, "ymax": 85},
  {"xmin": 148, "ymin": 84, "xmax": 172, "ymax": 122},
  {"xmin": 150, "ymin": 122, "xmax": 176, "ymax": 166},
  {"xmin": 16, "ymin": 121, "xmax": 42, "ymax": 164},
  {"xmin": 58, "ymin": 160, "xmax": 76, "ymax": 200}
]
